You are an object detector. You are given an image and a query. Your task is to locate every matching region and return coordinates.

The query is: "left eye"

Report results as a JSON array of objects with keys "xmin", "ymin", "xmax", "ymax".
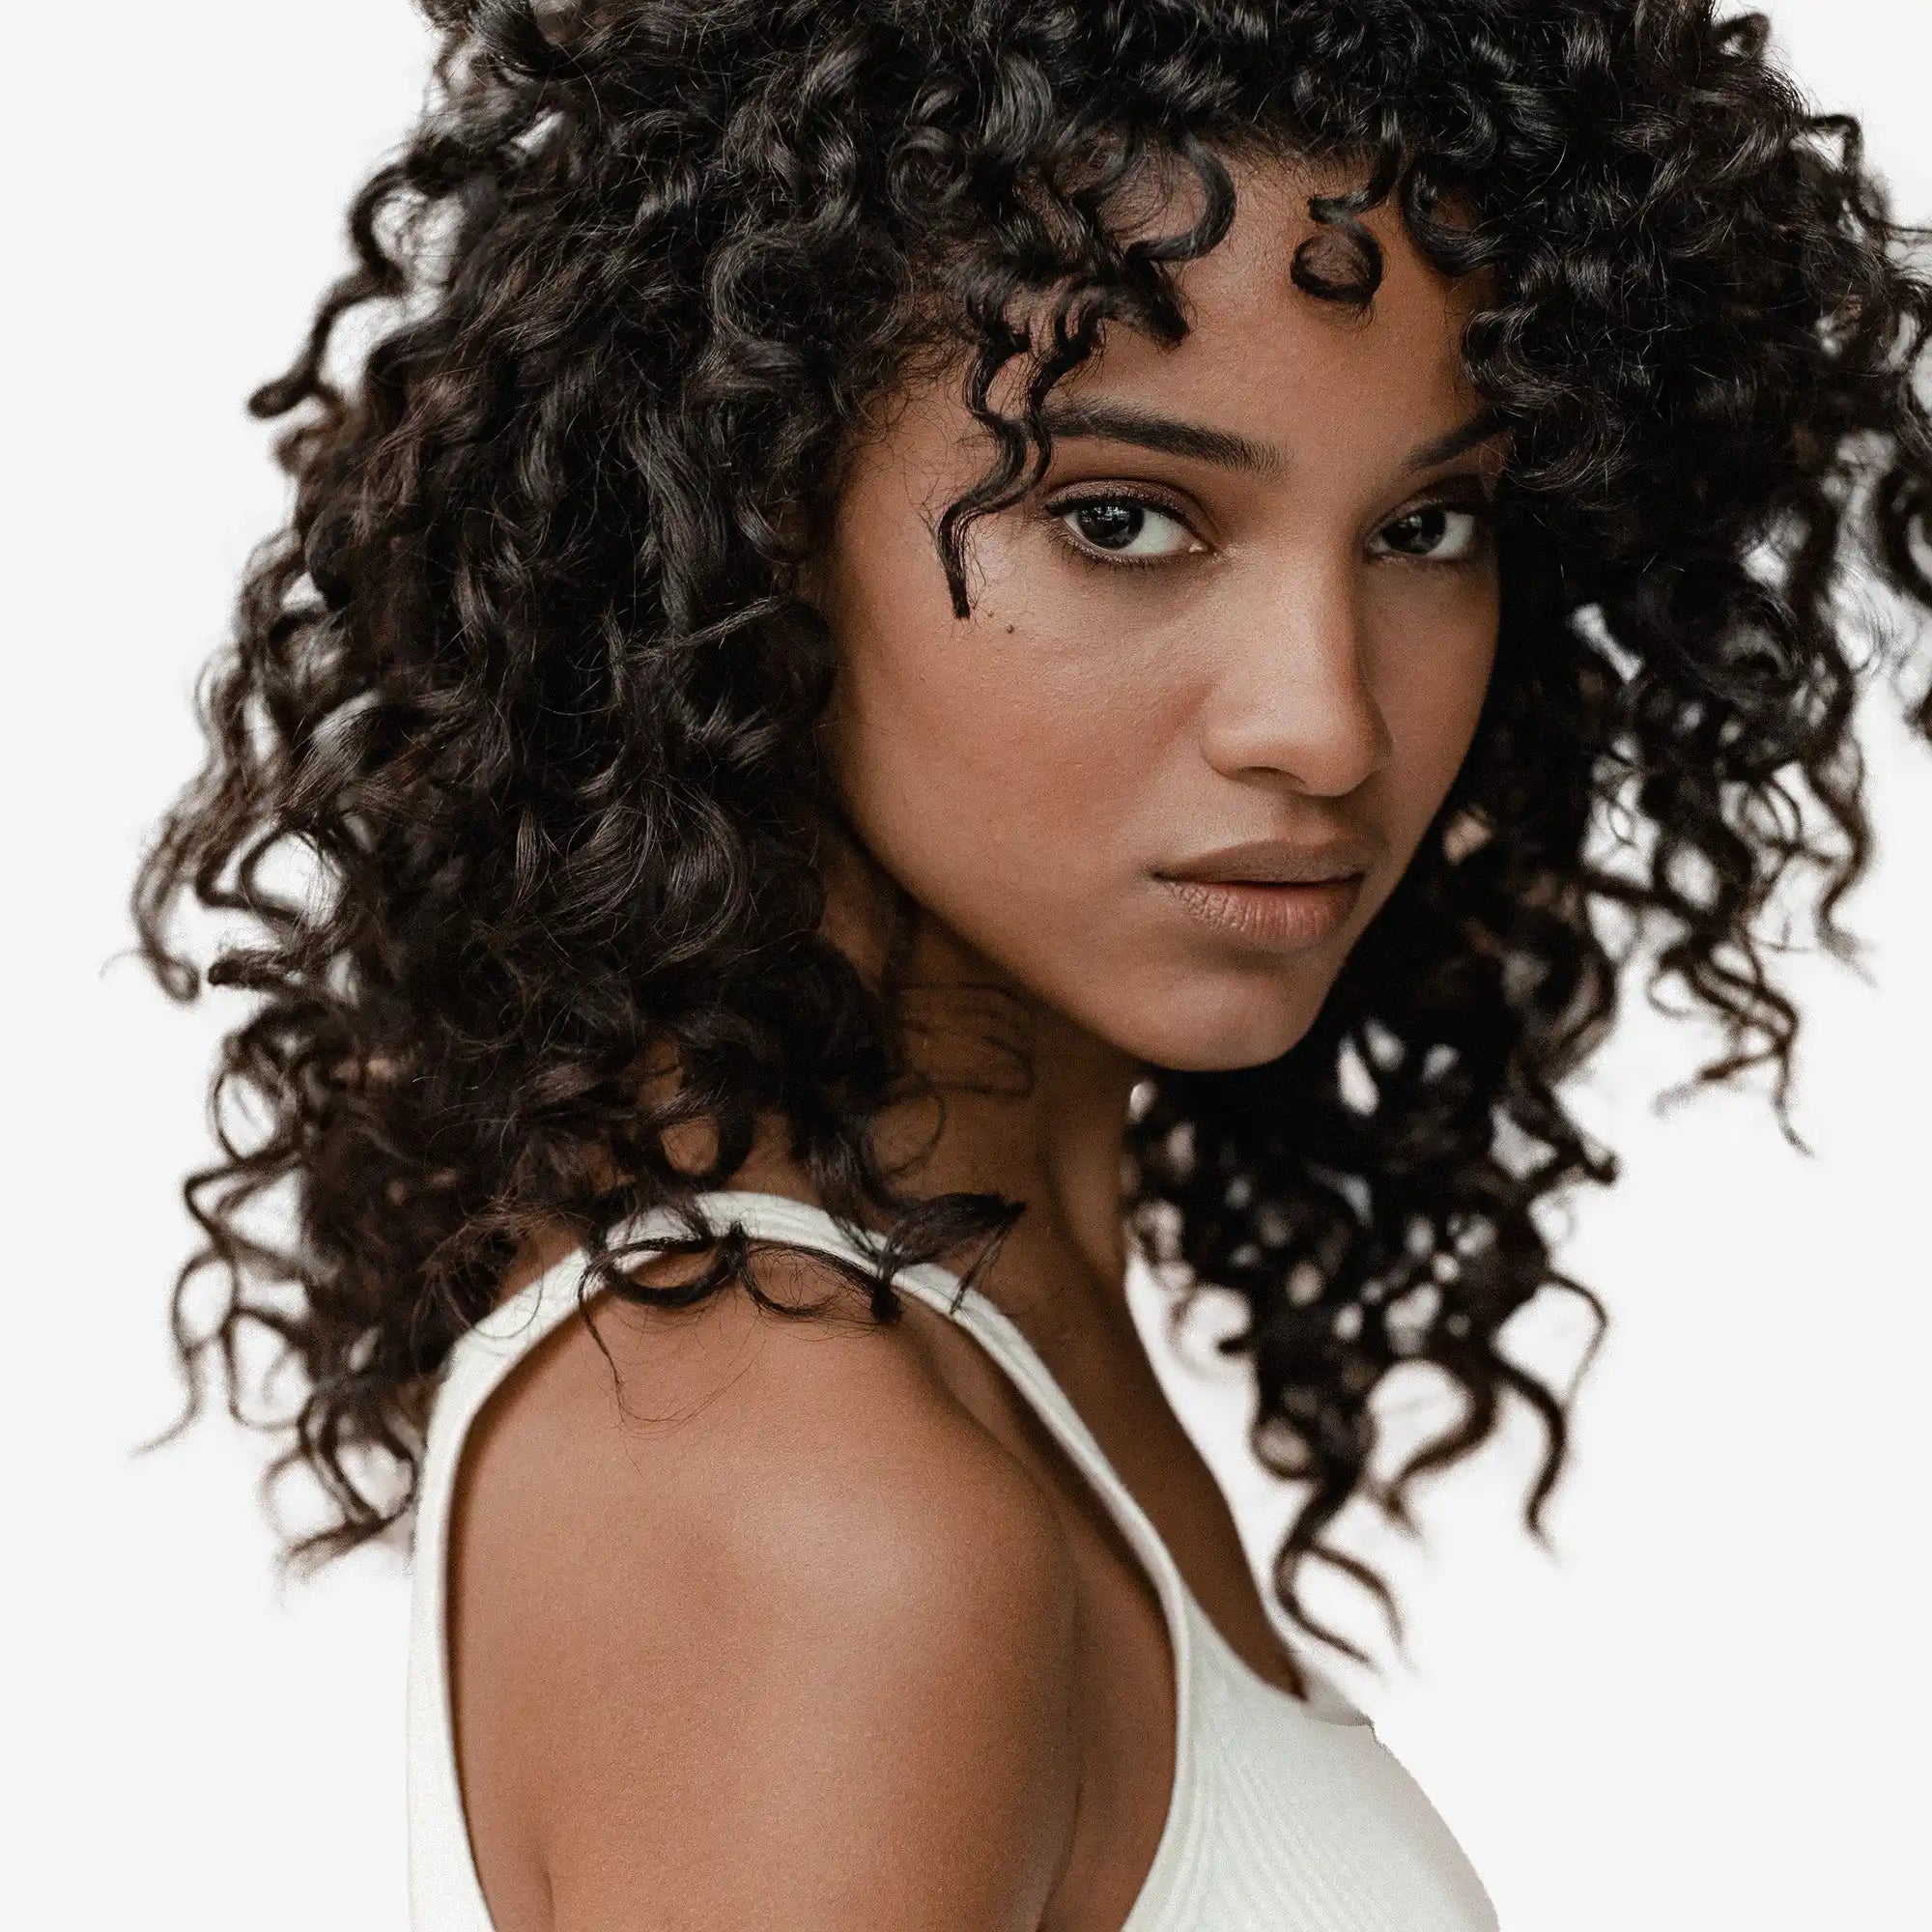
[
  {"xmin": 1370, "ymin": 504, "xmax": 1490, "ymax": 563},
  {"xmin": 1054, "ymin": 497, "xmax": 1202, "ymax": 561}
]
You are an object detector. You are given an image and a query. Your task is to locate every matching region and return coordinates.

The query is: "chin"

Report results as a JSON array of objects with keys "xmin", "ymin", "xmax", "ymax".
[{"xmin": 1102, "ymin": 974, "xmax": 1331, "ymax": 1074}]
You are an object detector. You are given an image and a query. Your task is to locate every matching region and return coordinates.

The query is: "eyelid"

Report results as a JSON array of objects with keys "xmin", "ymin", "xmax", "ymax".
[
  {"xmin": 1370, "ymin": 479, "xmax": 1498, "ymax": 539},
  {"xmin": 1040, "ymin": 480, "xmax": 1208, "ymax": 526},
  {"xmin": 1397, "ymin": 473, "xmax": 1497, "ymax": 513}
]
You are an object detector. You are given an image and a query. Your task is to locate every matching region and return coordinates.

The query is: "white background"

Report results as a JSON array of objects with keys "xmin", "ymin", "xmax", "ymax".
[{"xmin": 4, "ymin": 3, "xmax": 1928, "ymax": 1926}]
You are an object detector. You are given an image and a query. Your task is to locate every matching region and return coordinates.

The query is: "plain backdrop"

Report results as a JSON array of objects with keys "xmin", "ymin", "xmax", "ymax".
[{"xmin": 4, "ymin": 3, "xmax": 1928, "ymax": 1927}]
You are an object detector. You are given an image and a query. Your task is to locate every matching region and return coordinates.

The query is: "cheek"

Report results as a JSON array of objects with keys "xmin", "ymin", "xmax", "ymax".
[
  {"xmin": 1366, "ymin": 576, "xmax": 1500, "ymax": 826},
  {"xmin": 826, "ymin": 613, "xmax": 1149, "ymax": 931},
  {"xmin": 817, "ymin": 452, "xmax": 1184, "ymax": 919}
]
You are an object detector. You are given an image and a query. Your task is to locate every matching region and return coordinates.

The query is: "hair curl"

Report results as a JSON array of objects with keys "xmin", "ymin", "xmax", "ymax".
[{"xmin": 133, "ymin": 0, "xmax": 1932, "ymax": 1664}]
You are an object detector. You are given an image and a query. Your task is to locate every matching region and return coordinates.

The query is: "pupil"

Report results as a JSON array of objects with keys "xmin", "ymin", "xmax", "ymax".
[
  {"xmin": 1077, "ymin": 501, "xmax": 1143, "ymax": 549},
  {"xmin": 1395, "ymin": 508, "xmax": 1446, "ymax": 553}
]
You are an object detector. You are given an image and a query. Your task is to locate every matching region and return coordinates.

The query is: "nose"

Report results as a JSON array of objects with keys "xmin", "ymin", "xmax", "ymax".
[{"xmin": 1194, "ymin": 554, "xmax": 1391, "ymax": 795}]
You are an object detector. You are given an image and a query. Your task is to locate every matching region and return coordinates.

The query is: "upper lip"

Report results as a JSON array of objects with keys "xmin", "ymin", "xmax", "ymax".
[{"xmin": 1156, "ymin": 835, "xmax": 1378, "ymax": 885}]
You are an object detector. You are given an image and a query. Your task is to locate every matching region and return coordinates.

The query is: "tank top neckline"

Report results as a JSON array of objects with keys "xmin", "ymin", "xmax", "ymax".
[{"xmin": 433, "ymin": 1184, "xmax": 1372, "ymax": 1932}]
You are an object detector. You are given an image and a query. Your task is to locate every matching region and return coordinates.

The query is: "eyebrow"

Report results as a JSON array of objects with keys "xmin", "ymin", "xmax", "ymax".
[
  {"xmin": 1036, "ymin": 399, "xmax": 1283, "ymax": 476},
  {"xmin": 1404, "ymin": 407, "xmax": 1508, "ymax": 471},
  {"xmin": 1033, "ymin": 398, "xmax": 1506, "ymax": 478}
]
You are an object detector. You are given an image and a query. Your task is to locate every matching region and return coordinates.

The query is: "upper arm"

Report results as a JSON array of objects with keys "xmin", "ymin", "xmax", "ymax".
[{"xmin": 449, "ymin": 1263, "xmax": 1083, "ymax": 1932}]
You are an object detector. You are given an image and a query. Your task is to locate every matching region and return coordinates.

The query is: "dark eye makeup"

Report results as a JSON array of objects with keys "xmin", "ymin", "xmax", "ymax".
[{"xmin": 1037, "ymin": 474, "xmax": 1500, "ymax": 574}]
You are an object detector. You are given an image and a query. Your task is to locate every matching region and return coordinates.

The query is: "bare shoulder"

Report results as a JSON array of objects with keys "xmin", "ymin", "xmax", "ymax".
[{"xmin": 448, "ymin": 1240, "xmax": 1083, "ymax": 1932}]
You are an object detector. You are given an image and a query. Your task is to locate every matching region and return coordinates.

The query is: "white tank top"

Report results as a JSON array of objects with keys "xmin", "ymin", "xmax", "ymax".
[{"xmin": 406, "ymin": 1188, "xmax": 1500, "ymax": 1930}]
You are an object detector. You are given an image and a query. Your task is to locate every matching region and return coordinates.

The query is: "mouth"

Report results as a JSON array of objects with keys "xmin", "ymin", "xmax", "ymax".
[
  {"xmin": 1150, "ymin": 831, "xmax": 1378, "ymax": 951},
  {"xmin": 1152, "ymin": 871, "xmax": 1367, "ymax": 951}
]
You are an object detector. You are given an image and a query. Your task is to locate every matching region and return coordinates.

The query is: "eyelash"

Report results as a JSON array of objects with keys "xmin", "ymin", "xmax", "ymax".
[
  {"xmin": 1039, "ymin": 486, "xmax": 1499, "ymax": 573},
  {"xmin": 1039, "ymin": 489, "xmax": 1202, "ymax": 573}
]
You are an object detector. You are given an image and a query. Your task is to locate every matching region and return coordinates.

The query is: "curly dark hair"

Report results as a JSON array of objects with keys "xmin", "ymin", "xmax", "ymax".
[{"xmin": 133, "ymin": 0, "xmax": 1932, "ymax": 1665}]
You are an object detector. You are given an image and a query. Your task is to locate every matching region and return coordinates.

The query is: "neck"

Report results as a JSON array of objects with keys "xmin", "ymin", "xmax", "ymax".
[
  {"xmin": 727, "ymin": 831, "xmax": 1150, "ymax": 1337},
  {"xmin": 874, "ymin": 992, "xmax": 1145, "ymax": 1326}
]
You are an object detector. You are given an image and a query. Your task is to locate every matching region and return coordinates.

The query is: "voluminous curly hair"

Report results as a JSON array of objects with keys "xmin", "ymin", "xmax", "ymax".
[{"xmin": 134, "ymin": 0, "xmax": 1932, "ymax": 1663}]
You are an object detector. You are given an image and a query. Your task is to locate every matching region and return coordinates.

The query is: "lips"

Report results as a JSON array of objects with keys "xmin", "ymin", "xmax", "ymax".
[
  {"xmin": 1155, "ymin": 872, "xmax": 1365, "ymax": 950},
  {"xmin": 1155, "ymin": 833, "xmax": 1378, "ymax": 888}
]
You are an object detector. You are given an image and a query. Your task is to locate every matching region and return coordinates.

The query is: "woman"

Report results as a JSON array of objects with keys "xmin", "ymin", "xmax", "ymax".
[{"xmin": 132, "ymin": 1, "xmax": 1932, "ymax": 1926}]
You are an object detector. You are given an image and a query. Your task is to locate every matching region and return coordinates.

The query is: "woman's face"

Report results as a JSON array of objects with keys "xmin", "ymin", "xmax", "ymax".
[{"xmin": 810, "ymin": 156, "xmax": 1503, "ymax": 1074}]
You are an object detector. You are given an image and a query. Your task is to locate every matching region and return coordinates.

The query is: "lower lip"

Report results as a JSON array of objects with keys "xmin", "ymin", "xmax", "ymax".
[{"xmin": 1154, "ymin": 873, "xmax": 1365, "ymax": 951}]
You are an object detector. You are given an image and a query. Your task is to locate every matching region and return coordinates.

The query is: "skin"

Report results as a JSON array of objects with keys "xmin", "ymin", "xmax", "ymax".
[{"xmin": 451, "ymin": 154, "xmax": 1504, "ymax": 1932}]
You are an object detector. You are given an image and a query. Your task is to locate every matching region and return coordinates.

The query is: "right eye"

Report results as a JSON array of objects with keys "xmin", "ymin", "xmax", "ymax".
[{"xmin": 1048, "ymin": 494, "xmax": 1207, "ymax": 567}]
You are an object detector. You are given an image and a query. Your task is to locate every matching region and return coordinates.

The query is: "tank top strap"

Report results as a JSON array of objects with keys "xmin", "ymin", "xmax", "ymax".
[{"xmin": 407, "ymin": 1225, "xmax": 628, "ymax": 1928}]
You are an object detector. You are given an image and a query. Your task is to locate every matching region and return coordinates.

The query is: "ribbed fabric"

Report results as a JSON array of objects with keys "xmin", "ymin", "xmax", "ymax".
[{"xmin": 406, "ymin": 1189, "xmax": 1499, "ymax": 1931}]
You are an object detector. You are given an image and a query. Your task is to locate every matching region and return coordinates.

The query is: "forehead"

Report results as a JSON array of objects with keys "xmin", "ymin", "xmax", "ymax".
[
  {"xmin": 1015, "ymin": 152, "xmax": 1487, "ymax": 431},
  {"xmin": 838, "ymin": 149, "xmax": 1497, "ymax": 508}
]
